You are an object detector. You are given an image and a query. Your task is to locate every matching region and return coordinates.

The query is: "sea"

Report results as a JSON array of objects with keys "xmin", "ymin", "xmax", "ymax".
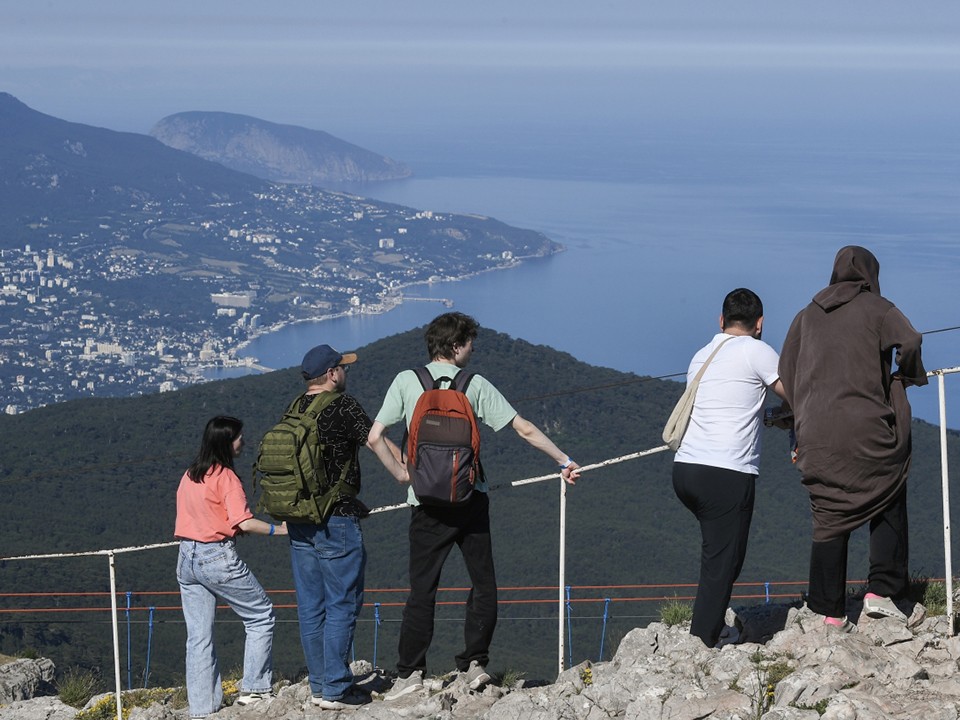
[{"xmin": 233, "ymin": 126, "xmax": 960, "ymax": 427}]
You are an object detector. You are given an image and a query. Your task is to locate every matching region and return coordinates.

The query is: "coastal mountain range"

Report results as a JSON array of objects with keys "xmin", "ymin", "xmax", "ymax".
[
  {"xmin": 0, "ymin": 93, "xmax": 557, "ymax": 411},
  {"xmin": 150, "ymin": 111, "xmax": 411, "ymax": 185}
]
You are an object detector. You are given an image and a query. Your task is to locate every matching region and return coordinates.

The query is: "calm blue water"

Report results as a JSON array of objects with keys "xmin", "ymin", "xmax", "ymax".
[{"xmin": 236, "ymin": 140, "xmax": 960, "ymax": 425}]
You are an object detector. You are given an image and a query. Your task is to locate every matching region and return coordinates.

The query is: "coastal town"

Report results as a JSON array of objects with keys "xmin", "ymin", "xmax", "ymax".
[{"xmin": 0, "ymin": 183, "xmax": 558, "ymax": 413}]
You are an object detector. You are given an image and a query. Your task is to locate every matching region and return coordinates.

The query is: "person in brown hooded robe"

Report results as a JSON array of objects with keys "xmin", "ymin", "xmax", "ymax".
[{"xmin": 779, "ymin": 246, "xmax": 927, "ymax": 627}]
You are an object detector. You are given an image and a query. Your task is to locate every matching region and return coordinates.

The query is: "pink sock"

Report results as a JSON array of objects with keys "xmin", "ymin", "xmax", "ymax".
[
  {"xmin": 823, "ymin": 616, "xmax": 846, "ymax": 626},
  {"xmin": 864, "ymin": 592, "xmax": 882, "ymax": 600}
]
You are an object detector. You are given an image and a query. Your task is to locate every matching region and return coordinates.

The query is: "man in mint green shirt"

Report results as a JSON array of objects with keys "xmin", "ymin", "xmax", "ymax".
[{"xmin": 368, "ymin": 312, "xmax": 580, "ymax": 699}]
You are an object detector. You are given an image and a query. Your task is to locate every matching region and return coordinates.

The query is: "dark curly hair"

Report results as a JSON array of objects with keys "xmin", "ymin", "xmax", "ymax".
[{"xmin": 425, "ymin": 312, "xmax": 479, "ymax": 361}]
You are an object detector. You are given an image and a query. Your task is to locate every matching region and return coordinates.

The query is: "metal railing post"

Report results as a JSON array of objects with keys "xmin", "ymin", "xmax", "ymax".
[
  {"xmin": 108, "ymin": 552, "xmax": 123, "ymax": 720},
  {"xmin": 938, "ymin": 372, "xmax": 954, "ymax": 633}
]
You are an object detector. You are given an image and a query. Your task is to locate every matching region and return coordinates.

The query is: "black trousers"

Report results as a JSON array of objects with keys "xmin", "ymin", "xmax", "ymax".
[
  {"xmin": 673, "ymin": 462, "xmax": 756, "ymax": 648},
  {"xmin": 397, "ymin": 491, "xmax": 497, "ymax": 676},
  {"xmin": 807, "ymin": 486, "xmax": 909, "ymax": 618}
]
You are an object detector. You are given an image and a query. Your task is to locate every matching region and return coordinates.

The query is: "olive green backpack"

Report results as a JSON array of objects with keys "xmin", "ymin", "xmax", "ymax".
[{"xmin": 253, "ymin": 391, "xmax": 356, "ymax": 524}]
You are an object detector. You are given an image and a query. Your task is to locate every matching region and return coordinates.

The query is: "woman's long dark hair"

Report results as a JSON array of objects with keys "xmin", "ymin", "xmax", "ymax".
[{"xmin": 187, "ymin": 416, "xmax": 243, "ymax": 483}]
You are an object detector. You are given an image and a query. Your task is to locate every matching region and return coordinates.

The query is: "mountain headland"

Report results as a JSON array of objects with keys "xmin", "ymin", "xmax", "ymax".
[{"xmin": 149, "ymin": 111, "xmax": 412, "ymax": 185}]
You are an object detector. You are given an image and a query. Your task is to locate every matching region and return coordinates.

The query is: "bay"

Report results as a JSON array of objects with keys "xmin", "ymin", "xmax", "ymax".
[{"xmin": 237, "ymin": 141, "xmax": 960, "ymax": 425}]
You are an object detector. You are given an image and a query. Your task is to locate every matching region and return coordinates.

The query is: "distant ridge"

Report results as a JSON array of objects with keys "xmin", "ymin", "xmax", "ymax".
[
  {"xmin": 0, "ymin": 92, "xmax": 266, "ymax": 231},
  {"xmin": 150, "ymin": 111, "xmax": 412, "ymax": 185}
]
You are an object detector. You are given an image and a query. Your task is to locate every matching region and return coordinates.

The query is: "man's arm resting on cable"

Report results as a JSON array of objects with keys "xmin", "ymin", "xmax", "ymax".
[{"xmin": 511, "ymin": 414, "xmax": 581, "ymax": 484}]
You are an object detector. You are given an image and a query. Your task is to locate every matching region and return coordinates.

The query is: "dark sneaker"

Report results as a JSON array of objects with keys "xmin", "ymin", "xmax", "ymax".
[
  {"xmin": 715, "ymin": 624, "xmax": 741, "ymax": 648},
  {"xmin": 384, "ymin": 670, "xmax": 424, "ymax": 701},
  {"xmin": 463, "ymin": 660, "xmax": 491, "ymax": 691},
  {"xmin": 235, "ymin": 690, "xmax": 272, "ymax": 705},
  {"xmin": 863, "ymin": 594, "xmax": 907, "ymax": 622},
  {"xmin": 311, "ymin": 690, "xmax": 370, "ymax": 710}
]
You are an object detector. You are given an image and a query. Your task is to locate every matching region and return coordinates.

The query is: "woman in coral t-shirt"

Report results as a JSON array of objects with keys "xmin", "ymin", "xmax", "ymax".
[{"xmin": 174, "ymin": 415, "xmax": 287, "ymax": 718}]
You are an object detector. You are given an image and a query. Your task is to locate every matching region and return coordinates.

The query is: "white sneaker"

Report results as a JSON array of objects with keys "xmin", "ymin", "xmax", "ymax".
[
  {"xmin": 823, "ymin": 616, "xmax": 857, "ymax": 633},
  {"xmin": 384, "ymin": 670, "xmax": 424, "ymax": 701},
  {"xmin": 863, "ymin": 594, "xmax": 907, "ymax": 622},
  {"xmin": 235, "ymin": 690, "xmax": 272, "ymax": 705},
  {"xmin": 462, "ymin": 660, "xmax": 491, "ymax": 691}
]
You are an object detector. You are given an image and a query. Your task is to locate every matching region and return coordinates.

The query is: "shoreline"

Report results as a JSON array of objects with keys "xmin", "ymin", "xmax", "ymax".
[{"xmin": 227, "ymin": 246, "xmax": 563, "ymax": 367}]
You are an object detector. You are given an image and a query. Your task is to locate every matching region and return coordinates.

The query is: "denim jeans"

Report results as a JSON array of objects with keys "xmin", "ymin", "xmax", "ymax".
[
  {"xmin": 288, "ymin": 516, "xmax": 366, "ymax": 701},
  {"xmin": 177, "ymin": 540, "xmax": 275, "ymax": 717}
]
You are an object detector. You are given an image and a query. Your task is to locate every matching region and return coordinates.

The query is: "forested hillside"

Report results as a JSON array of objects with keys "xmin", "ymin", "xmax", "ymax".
[{"xmin": 1, "ymin": 326, "xmax": 956, "ymax": 685}]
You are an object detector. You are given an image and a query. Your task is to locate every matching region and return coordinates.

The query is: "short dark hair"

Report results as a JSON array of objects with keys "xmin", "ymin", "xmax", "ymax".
[
  {"xmin": 187, "ymin": 415, "xmax": 242, "ymax": 483},
  {"xmin": 722, "ymin": 288, "xmax": 763, "ymax": 330},
  {"xmin": 425, "ymin": 312, "xmax": 479, "ymax": 360}
]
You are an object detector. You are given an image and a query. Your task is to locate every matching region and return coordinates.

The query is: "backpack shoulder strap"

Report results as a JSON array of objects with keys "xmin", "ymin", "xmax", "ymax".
[
  {"xmin": 296, "ymin": 391, "xmax": 341, "ymax": 418},
  {"xmin": 451, "ymin": 371, "xmax": 475, "ymax": 395},
  {"xmin": 413, "ymin": 365, "xmax": 472, "ymax": 392},
  {"xmin": 412, "ymin": 366, "xmax": 435, "ymax": 392}
]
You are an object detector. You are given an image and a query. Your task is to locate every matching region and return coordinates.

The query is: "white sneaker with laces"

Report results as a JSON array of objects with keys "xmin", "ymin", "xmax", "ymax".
[{"xmin": 384, "ymin": 670, "xmax": 424, "ymax": 701}]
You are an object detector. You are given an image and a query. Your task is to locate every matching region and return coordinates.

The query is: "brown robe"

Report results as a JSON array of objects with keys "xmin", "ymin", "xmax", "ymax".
[{"xmin": 779, "ymin": 246, "xmax": 927, "ymax": 542}]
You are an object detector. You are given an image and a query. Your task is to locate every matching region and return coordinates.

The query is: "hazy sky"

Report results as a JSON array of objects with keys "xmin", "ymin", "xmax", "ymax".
[{"xmin": 2, "ymin": 0, "xmax": 958, "ymax": 142}]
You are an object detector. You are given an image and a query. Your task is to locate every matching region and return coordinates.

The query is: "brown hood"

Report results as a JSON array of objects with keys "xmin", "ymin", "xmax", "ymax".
[{"xmin": 812, "ymin": 245, "xmax": 881, "ymax": 311}]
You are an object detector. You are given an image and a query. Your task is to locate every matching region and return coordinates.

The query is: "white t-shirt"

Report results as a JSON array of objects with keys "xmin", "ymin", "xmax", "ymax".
[{"xmin": 674, "ymin": 332, "xmax": 780, "ymax": 475}]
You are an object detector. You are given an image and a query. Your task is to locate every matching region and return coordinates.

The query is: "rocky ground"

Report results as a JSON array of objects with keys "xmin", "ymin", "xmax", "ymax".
[{"xmin": 4, "ymin": 598, "xmax": 960, "ymax": 720}]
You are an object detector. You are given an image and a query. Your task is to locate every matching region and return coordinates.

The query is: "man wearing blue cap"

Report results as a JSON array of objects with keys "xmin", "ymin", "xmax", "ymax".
[{"xmin": 287, "ymin": 344, "xmax": 400, "ymax": 710}]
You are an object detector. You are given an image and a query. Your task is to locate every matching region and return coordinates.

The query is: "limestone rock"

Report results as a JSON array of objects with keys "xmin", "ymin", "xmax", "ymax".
[
  {"xmin": 11, "ymin": 600, "xmax": 960, "ymax": 719},
  {"xmin": 0, "ymin": 658, "xmax": 56, "ymax": 703},
  {"xmin": 0, "ymin": 696, "xmax": 76, "ymax": 720}
]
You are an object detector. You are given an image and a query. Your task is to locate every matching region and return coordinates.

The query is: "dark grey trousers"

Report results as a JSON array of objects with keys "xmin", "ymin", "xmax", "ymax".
[{"xmin": 807, "ymin": 487, "xmax": 909, "ymax": 618}]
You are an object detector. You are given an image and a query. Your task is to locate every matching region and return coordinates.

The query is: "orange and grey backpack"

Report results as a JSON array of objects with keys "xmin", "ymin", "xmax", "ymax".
[{"xmin": 405, "ymin": 367, "xmax": 482, "ymax": 506}]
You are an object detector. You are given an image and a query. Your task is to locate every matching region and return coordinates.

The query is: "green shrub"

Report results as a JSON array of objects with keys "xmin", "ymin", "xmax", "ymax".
[
  {"xmin": 659, "ymin": 598, "xmax": 693, "ymax": 626},
  {"xmin": 495, "ymin": 668, "xmax": 527, "ymax": 690},
  {"xmin": 57, "ymin": 667, "xmax": 101, "ymax": 709},
  {"xmin": 75, "ymin": 687, "xmax": 188, "ymax": 720},
  {"xmin": 923, "ymin": 580, "xmax": 948, "ymax": 616}
]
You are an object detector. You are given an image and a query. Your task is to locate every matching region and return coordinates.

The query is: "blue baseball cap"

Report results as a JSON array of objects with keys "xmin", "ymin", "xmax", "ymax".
[{"xmin": 301, "ymin": 345, "xmax": 357, "ymax": 380}]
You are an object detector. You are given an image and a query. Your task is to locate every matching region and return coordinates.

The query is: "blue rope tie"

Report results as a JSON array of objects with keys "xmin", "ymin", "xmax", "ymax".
[
  {"xmin": 125, "ymin": 591, "xmax": 132, "ymax": 690},
  {"xmin": 598, "ymin": 598, "xmax": 611, "ymax": 661},
  {"xmin": 143, "ymin": 607, "xmax": 155, "ymax": 688},
  {"xmin": 373, "ymin": 603, "xmax": 382, "ymax": 669}
]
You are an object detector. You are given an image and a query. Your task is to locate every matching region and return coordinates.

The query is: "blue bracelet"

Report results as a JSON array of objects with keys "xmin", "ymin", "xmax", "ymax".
[
  {"xmin": 560, "ymin": 458, "xmax": 574, "ymax": 469},
  {"xmin": 269, "ymin": 524, "xmax": 275, "ymax": 536}
]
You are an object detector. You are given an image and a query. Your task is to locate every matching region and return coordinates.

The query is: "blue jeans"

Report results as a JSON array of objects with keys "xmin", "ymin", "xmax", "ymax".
[
  {"xmin": 177, "ymin": 540, "xmax": 275, "ymax": 717},
  {"xmin": 288, "ymin": 517, "xmax": 366, "ymax": 701}
]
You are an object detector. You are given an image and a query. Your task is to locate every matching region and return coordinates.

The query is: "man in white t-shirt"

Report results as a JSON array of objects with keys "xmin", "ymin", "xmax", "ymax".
[{"xmin": 673, "ymin": 288, "xmax": 787, "ymax": 648}]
